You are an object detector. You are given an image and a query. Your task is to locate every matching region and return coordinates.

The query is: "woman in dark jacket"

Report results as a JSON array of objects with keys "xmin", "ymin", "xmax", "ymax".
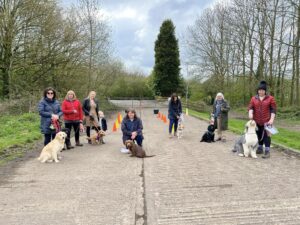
[
  {"xmin": 212, "ymin": 92, "xmax": 230, "ymax": 141},
  {"xmin": 121, "ymin": 109, "xmax": 144, "ymax": 146},
  {"xmin": 168, "ymin": 93, "xmax": 182, "ymax": 138},
  {"xmin": 38, "ymin": 87, "xmax": 63, "ymax": 146},
  {"xmin": 82, "ymin": 91, "xmax": 100, "ymax": 143}
]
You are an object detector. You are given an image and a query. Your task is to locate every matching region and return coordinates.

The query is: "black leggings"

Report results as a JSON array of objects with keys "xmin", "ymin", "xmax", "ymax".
[
  {"xmin": 256, "ymin": 125, "xmax": 271, "ymax": 148},
  {"xmin": 65, "ymin": 122, "xmax": 80, "ymax": 142},
  {"xmin": 44, "ymin": 133, "xmax": 56, "ymax": 146}
]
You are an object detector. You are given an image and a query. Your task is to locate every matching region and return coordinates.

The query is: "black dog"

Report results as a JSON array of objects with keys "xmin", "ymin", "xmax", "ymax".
[{"xmin": 200, "ymin": 124, "xmax": 215, "ymax": 143}]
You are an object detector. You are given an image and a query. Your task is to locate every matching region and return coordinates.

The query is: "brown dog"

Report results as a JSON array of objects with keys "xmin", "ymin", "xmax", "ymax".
[
  {"xmin": 124, "ymin": 140, "xmax": 155, "ymax": 158},
  {"xmin": 87, "ymin": 130, "xmax": 105, "ymax": 144}
]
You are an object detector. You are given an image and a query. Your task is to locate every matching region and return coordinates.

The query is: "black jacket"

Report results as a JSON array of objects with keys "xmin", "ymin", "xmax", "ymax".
[
  {"xmin": 168, "ymin": 99, "xmax": 182, "ymax": 120},
  {"xmin": 82, "ymin": 98, "xmax": 99, "ymax": 119}
]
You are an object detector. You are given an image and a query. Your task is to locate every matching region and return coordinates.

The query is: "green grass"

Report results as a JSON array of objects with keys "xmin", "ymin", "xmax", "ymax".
[
  {"xmin": 187, "ymin": 108, "xmax": 300, "ymax": 151},
  {"xmin": 0, "ymin": 113, "xmax": 42, "ymax": 155}
]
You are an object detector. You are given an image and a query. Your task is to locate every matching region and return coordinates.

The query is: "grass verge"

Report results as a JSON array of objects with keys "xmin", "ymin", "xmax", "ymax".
[{"xmin": 187, "ymin": 108, "xmax": 300, "ymax": 151}]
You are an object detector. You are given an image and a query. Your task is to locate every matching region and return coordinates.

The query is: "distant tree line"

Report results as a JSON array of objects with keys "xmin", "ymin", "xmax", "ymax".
[{"xmin": 186, "ymin": 0, "xmax": 300, "ymax": 107}]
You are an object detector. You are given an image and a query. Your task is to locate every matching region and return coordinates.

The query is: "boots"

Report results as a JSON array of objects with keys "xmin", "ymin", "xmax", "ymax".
[
  {"xmin": 66, "ymin": 143, "xmax": 74, "ymax": 150},
  {"xmin": 76, "ymin": 141, "xmax": 83, "ymax": 146}
]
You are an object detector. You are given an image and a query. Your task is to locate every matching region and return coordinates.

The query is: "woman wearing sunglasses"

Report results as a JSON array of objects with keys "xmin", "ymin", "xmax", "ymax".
[{"xmin": 38, "ymin": 87, "xmax": 63, "ymax": 146}]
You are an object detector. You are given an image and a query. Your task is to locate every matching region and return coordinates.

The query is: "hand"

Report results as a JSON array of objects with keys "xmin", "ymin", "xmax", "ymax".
[
  {"xmin": 73, "ymin": 110, "xmax": 77, "ymax": 113},
  {"xmin": 51, "ymin": 114, "xmax": 59, "ymax": 120},
  {"xmin": 176, "ymin": 115, "xmax": 180, "ymax": 119},
  {"xmin": 80, "ymin": 123, "xmax": 84, "ymax": 132},
  {"xmin": 267, "ymin": 119, "xmax": 274, "ymax": 126},
  {"xmin": 131, "ymin": 131, "xmax": 137, "ymax": 139}
]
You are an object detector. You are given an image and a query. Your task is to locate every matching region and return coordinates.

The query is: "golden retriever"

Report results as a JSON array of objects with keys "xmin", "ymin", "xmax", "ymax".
[
  {"xmin": 86, "ymin": 130, "xmax": 105, "ymax": 144},
  {"xmin": 38, "ymin": 131, "xmax": 67, "ymax": 163}
]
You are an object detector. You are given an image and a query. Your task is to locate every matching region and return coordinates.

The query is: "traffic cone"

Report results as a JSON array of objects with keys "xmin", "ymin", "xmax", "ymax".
[
  {"xmin": 118, "ymin": 112, "xmax": 123, "ymax": 123},
  {"xmin": 112, "ymin": 122, "xmax": 117, "ymax": 132},
  {"xmin": 161, "ymin": 113, "xmax": 164, "ymax": 121},
  {"xmin": 163, "ymin": 115, "xmax": 167, "ymax": 123},
  {"xmin": 115, "ymin": 118, "xmax": 120, "ymax": 129}
]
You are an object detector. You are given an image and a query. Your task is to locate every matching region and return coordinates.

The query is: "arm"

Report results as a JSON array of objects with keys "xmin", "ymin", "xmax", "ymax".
[
  {"xmin": 56, "ymin": 101, "xmax": 63, "ymax": 118},
  {"xmin": 78, "ymin": 101, "xmax": 84, "ymax": 121},
  {"xmin": 38, "ymin": 101, "xmax": 52, "ymax": 118},
  {"xmin": 121, "ymin": 119, "xmax": 132, "ymax": 136},
  {"xmin": 221, "ymin": 101, "xmax": 230, "ymax": 112},
  {"xmin": 268, "ymin": 97, "xmax": 277, "ymax": 125},
  {"xmin": 61, "ymin": 101, "xmax": 74, "ymax": 114},
  {"xmin": 178, "ymin": 100, "xmax": 182, "ymax": 115},
  {"xmin": 82, "ymin": 99, "xmax": 90, "ymax": 115},
  {"xmin": 248, "ymin": 98, "xmax": 254, "ymax": 119},
  {"xmin": 136, "ymin": 119, "xmax": 143, "ymax": 135}
]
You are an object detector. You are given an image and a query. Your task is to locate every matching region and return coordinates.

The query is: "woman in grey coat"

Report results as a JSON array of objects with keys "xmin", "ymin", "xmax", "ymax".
[
  {"xmin": 38, "ymin": 87, "xmax": 63, "ymax": 146},
  {"xmin": 212, "ymin": 92, "xmax": 230, "ymax": 141}
]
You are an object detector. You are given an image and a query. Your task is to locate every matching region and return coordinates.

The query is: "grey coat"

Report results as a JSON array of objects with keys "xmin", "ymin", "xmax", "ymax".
[
  {"xmin": 38, "ymin": 98, "xmax": 63, "ymax": 134},
  {"xmin": 212, "ymin": 99, "xmax": 230, "ymax": 130}
]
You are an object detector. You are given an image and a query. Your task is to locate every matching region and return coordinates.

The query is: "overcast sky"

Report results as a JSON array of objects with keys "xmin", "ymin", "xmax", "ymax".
[{"xmin": 61, "ymin": 0, "xmax": 216, "ymax": 75}]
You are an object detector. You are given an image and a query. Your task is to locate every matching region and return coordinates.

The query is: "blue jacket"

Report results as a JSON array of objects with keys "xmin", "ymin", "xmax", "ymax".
[
  {"xmin": 121, "ymin": 117, "xmax": 143, "ymax": 142},
  {"xmin": 38, "ymin": 98, "xmax": 63, "ymax": 134},
  {"xmin": 168, "ymin": 99, "xmax": 182, "ymax": 120}
]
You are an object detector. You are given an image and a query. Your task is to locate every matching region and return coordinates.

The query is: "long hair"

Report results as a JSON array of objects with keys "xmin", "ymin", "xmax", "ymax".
[
  {"xmin": 65, "ymin": 90, "xmax": 77, "ymax": 100},
  {"xmin": 43, "ymin": 87, "xmax": 57, "ymax": 99},
  {"xmin": 170, "ymin": 93, "xmax": 179, "ymax": 103},
  {"xmin": 87, "ymin": 91, "xmax": 96, "ymax": 99},
  {"xmin": 125, "ymin": 108, "xmax": 137, "ymax": 119}
]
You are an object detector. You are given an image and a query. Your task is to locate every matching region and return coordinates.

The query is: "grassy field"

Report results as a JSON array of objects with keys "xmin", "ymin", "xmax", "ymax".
[
  {"xmin": 0, "ymin": 113, "xmax": 42, "ymax": 161},
  {"xmin": 187, "ymin": 108, "xmax": 300, "ymax": 151}
]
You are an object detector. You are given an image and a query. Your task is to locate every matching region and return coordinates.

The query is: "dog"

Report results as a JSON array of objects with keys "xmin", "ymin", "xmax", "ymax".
[
  {"xmin": 232, "ymin": 134, "xmax": 245, "ymax": 156},
  {"xmin": 200, "ymin": 124, "xmax": 215, "ymax": 143},
  {"xmin": 177, "ymin": 118, "xmax": 184, "ymax": 139},
  {"xmin": 124, "ymin": 140, "xmax": 155, "ymax": 158},
  {"xmin": 37, "ymin": 131, "xmax": 67, "ymax": 163},
  {"xmin": 86, "ymin": 130, "xmax": 105, "ymax": 144},
  {"xmin": 241, "ymin": 120, "xmax": 258, "ymax": 158}
]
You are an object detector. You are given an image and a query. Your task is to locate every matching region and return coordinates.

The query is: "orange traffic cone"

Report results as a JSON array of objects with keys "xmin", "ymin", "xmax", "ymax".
[
  {"xmin": 161, "ymin": 113, "xmax": 164, "ymax": 121},
  {"xmin": 112, "ymin": 122, "xmax": 117, "ymax": 132},
  {"xmin": 163, "ymin": 115, "xmax": 167, "ymax": 123},
  {"xmin": 118, "ymin": 112, "xmax": 123, "ymax": 123}
]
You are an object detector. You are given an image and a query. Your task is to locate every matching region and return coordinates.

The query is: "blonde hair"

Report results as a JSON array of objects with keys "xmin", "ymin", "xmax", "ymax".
[
  {"xmin": 215, "ymin": 92, "xmax": 224, "ymax": 100},
  {"xmin": 65, "ymin": 90, "xmax": 77, "ymax": 100},
  {"xmin": 98, "ymin": 111, "xmax": 104, "ymax": 117},
  {"xmin": 87, "ymin": 91, "xmax": 96, "ymax": 99}
]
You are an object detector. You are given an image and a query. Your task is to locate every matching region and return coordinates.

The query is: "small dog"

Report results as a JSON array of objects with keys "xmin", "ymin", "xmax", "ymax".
[
  {"xmin": 87, "ymin": 130, "xmax": 105, "ymax": 144},
  {"xmin": 200, "ymin": 124, "xmax": 215, "ymax": 143},
  {"xmin": 124, "ymin": 140, "xmax": 155, "ymax": 158},
  {"xmin": 232, "ymin": 134, "xmax": 245, "ymax": 156},
  {"xmin": 38, "ymin": 131, "xmax": 67, "ymax": 163},
  {"xmin": 241, "ymin": 120, "xmax": 258, "ymax": 158},
  {"xmin": 177, "ymin": 119, "xmax": 184, "ymax": 139}
]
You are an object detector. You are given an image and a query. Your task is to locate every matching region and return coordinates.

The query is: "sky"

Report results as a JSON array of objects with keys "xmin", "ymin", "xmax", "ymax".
[{"xmin": 61, "ymin": 0, "xmax": 216, "ymax": 75}]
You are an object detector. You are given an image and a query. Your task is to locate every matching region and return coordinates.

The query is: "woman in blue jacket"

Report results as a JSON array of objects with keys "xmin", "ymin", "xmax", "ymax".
[
  {"xmin": 168, "ymin": 93, "xmax": 182, "ymax": 138},
  {"xmin": 38, "ymin": 87, "xmax": 63, "ymax": 146},
  {"xmin": 121, "ymin": 109, "xmax": 144, "ymax": 146}
]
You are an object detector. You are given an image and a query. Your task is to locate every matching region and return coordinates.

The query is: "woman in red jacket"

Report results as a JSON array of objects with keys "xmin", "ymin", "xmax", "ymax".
[
  {"xmin": 248, "ymin": 81, "xmax": 276, "ymax": 158},
  {"xmin": 62, "ymin": 90, "xmax": 84, "ymax": 147}
]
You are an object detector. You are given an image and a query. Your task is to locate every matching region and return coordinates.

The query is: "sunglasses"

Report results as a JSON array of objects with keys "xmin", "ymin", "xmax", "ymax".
[{"xmin": 47, "ymin": 92, "xmax": 54, "ymax": 95}]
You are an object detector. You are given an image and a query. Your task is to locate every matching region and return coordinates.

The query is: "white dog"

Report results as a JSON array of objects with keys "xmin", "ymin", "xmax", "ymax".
[
  {"xmin": 241, "ymin": 120, "xmax": 258, "ymax": 158},
  {"xmin": 177, "ymin": 115, "xmax": 184, "ymax": 139},
  {"xmin": 38, "ymin": 131, "xmax": 67, "ymax": 163}
]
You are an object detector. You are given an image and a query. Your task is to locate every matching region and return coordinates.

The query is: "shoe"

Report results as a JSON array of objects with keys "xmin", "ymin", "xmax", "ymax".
[
  {"xmin": 262, "ymin": 151, "xmax": 270, "ymax": 159},
  {"xmin": 169, "ymin": 134, "xmax": 173, "ymax": 138},
  {"xmin": 174, "ymin": 132, "xmax": 177, "ymax": 136},
  {"xmin": 256, "ymin": 148, "xmax": 263, "ymax": 154},
  {"xmin": 216, "ymin": 137, "xmax": 221, "ymax": 141},
  {"xmin": 232, "ymin": 148, "xmax": 237, "ymax": 152},
  {"xmin": 76, "ymin": 141, "xmax": 83, "ymax": 147},
  {"xmin": 88, "ymin": 140, "xmax": 92, "ymax": 144},
  {"xmin": 66, "ymin": 144, "xmax": 74, "ymax": 150}
]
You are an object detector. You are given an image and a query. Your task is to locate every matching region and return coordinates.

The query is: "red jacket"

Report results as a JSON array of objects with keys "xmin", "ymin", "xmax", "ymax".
[
  {"xmin": 248, "ymin": 95, "xmax": 276, "ymax": 126},
  {"xmin": 62, "ymin": 99, "xmax": 83, "ymax": 122}
]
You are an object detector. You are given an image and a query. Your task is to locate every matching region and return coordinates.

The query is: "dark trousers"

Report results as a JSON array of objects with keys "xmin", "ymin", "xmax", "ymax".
[
  {"xmin": 65, "ymin": 122, "xmax": 80, "ymax": 142},
  {"xmin": 123, "ymin": 134, "xmax": 143, "ymax": 147},
  {"xmin": 256, "ymin": 125, "xmax": 271, "ymax": 148},
  {"xmin": 169, "ymin": 118, "xmax": 178, "ymax": 134},
  {"xmin": 44, "ymin": 133, "xmax": 56, "ymax": 146},
  {"xmin": 86, "ymin": 126, "xmax": 101, "ymax": 137}
]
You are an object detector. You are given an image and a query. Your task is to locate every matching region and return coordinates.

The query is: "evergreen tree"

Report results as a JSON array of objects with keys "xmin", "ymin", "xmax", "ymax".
[{"xmin": 153, "ymin": 19, "xmax": 181, "ymax": 96}]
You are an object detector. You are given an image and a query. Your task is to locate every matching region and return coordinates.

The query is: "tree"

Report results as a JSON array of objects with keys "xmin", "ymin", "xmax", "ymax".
[{"xmin": 153, "ymin": 19, "xmax": 181, "ymax": 96}]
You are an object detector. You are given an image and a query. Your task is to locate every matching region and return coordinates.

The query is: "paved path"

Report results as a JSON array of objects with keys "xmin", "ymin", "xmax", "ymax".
[{"xmin": 1, "ymin": 106, "xmax": 300, "ymax": 225}]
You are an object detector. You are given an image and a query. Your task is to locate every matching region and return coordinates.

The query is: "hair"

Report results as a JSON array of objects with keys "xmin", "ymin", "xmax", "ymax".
[
  {"xmin": 98, "ymin": 111, "xmax": 104, "ymax": 117},
  {"xmin": 43, "ymin": 87, "xmax": 57, "ymax": 99},
  {"xmin": 126, "ymin": 108, "xmax": 137, "ymax": 119},
  {"xmin": 215, "ymin": 92, "xmax": 224, "ymax": 100},
  {"xmin": 87, "ymin": 91, "xmax": 96, "ymax": 99},
  {"xmin": 65, "ymin": 90, "xmax": 77, "ymax": 100},
  {"xmin": 170, "ymin": 93, "xmax": 179, "ymax": 103}
]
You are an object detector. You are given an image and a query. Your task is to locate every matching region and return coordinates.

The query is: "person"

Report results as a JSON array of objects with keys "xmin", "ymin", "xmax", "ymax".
[
  {"xmin": 121, "ymin": 109, "xmax": 144, "ymax": 146},
  {"xmin": 168, "ymin": 93, "xmax": 182, "ymax": 138},
  {"xmin": 82, "ymin": 91, "xmax": 100, "ymax": 144},
  {"xmin": 212, "ymin": 92, "xmax": 230, "ymax": 141},
  {"xmin": 62, "ymin": 90, "xmax": 84, "ymax": 148},
  {"xmin": 38, "ymin": 87, "xmax": 63, "ymax": 146},
  {"xmin": 98, "ymin": 111, "xmax": 107, "ymax": 144},
  {"xmin": 248, "ymin": 81, "xmax": 276, "ymax": 159}
]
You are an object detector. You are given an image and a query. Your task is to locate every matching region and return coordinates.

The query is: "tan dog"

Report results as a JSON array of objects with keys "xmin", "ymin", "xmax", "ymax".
[
  {"xmin": 124, "ymin": 140, "xmax": 155, "ymax": 158},
  {"xmin": 241, "ymin": 120, "xmax": 258, "ymax": 158},
  {"xmin": 86, "ymin": 130, "xmax": 105, "ymax": 144},
  {"xmin": 38, "ymin": 131, "xmax": 67, "ymax": 163}
]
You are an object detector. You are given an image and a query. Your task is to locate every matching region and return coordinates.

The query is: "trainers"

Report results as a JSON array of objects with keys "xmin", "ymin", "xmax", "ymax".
[
  {"xmin": 76, "ymin": 142, "xmax": 83, "ymax": 147},
  {"xmin": 169, "ymin": 134, "xmax": 173, "ymax": 138},
  {"xmin": 262, "ymin": 151, "xmax": 270, "ymax": 159},
  {"xmin": 256, "ymin": 148, "xmax": 263, "ymax": 154},
  {"xmin": 174, "ymin": 132, "xmax": 177, "ymax": 137}
]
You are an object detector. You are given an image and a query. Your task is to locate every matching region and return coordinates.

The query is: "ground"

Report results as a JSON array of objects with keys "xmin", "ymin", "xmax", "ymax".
[{"xmin": 0, "ymin": 101, "xmax": 300, "ymax": 225}]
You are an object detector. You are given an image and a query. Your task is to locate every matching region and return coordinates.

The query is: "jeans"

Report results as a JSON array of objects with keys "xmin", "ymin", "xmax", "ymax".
[
  {"xmin": 169, "ymin": 118, "xmax": 178, "ymax": 134},
  {"xmin": 124, "ymin": 134, "xmax": 143, "ymax": 146}
]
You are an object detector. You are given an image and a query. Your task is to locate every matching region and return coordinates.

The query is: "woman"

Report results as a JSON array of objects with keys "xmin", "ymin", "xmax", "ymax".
[
  {"xmin": 62, "ymin": 90, "xmax": 84, "ymax": 148},
  {"xmin": 121, "ymin": 109, "xmax": 144, "ymax": 146},
  {"xmin": 168, "ymin": 93, "xmax": 182, "ymax": 138},
  {"xmin": 82, "ymin": 91, "xmax": 100, "ymax": 143},
  {"xmin": 212, "ymin": 92, "xmax": 230, "ymax": 141},
  {"xmin": 38, "ymin": 87, "xmax": 63, "ymax": 146},
  {"xmin": 248, "ymin": 81, "xmax": 276, "ymax": 159}
]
